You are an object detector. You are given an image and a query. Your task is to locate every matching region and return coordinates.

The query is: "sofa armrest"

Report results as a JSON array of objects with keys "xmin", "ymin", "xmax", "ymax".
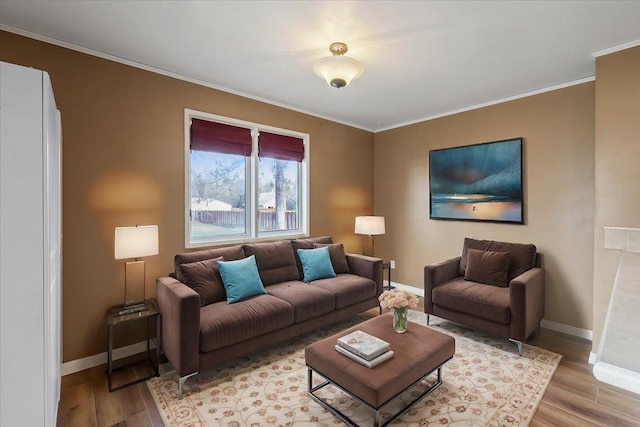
[
  {"xmin": 156, "ymin": 276, "xmax": 201, "ymax": 377},
  {"xmin": 509, "ymin": 267, "xmax": 545, "ymax": 342},
  {"xmin": 346, "ymin": 253, "xmax": 384, "ymax": 296},
  {"xmin": 424, "ymin": 257, "xmax": 461, "ymax": 314}
]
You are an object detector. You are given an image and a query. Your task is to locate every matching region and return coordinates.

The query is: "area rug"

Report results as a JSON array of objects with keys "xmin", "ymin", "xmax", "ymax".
[{"xmin": 147, "ymin": 310, "xmax": 561, "ymax": 426}]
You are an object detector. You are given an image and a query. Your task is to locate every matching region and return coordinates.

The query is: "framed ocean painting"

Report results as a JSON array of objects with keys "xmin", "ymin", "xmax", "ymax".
[{"xmin": 429, "ymin": 137, "xmax": 524, "ymax": 224}]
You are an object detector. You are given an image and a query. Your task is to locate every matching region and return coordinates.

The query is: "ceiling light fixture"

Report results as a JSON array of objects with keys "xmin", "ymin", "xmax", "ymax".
[{"xmin": 313, "ymin": 42, "xmax": 364, "ymax": 89}]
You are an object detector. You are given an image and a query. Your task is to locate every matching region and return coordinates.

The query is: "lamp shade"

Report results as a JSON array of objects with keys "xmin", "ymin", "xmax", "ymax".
[
  {"xmin": 354, "ymin": 216, "xmax": 385, "ymax": 236},
  {"xmin": 114, "ymin": 225, "xmax": 159, "ymax": 259}
]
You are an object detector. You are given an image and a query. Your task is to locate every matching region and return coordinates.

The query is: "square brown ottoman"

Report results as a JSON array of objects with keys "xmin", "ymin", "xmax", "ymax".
[{"xmin": 305, "ymin": 312, "xmax": 455, "ymax": 427}]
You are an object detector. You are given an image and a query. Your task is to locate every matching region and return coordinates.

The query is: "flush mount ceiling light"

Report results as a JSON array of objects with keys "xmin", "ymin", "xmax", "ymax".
[{"xmin": 313, "ymin": 42, "xmax": 364, "ymax": 89}]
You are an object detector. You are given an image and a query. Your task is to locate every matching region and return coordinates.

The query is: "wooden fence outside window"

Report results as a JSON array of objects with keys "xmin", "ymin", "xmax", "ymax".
[{"xmin": 193, "ymin": 210, "xmax": 297, "ymax": 230}]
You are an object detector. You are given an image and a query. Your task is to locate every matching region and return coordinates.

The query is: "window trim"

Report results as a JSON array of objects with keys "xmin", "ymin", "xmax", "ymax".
[{"xmin": 184, "ymin": 109, "xmax": 309, "ymax": 248}]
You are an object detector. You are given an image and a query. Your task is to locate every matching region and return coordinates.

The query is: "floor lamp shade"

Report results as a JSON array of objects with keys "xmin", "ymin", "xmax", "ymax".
[
  {"xmin": 355, "ymin": 216, "xmax": 385, "ymax": 256},
  {"xmin": 355, "ymin": 216, "xmax": 385, "ymax": 236},
  {"xmin": 115, "ymin": 225, "xmax": 159, "ymax": 308}
]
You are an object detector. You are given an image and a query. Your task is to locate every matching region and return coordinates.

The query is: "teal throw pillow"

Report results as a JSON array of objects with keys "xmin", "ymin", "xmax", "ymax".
[
  {"xmin": 297, "ymin": 246, "xmax": 336, "ymax": 283},
  {"xmin": 217, "ymin": 255, "xmax": 266, "ymax": 304}
]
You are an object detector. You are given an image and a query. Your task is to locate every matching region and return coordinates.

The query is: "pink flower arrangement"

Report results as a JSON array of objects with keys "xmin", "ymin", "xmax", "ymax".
[{"xmin": 378, "ymin": 289, "xmax": 419, "ymax": 310}]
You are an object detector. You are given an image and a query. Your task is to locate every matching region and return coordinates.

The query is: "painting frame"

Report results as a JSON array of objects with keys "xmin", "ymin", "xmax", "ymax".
[{"xmin": 429, "ymin": 137, "xmax": 524, "ymax": 224}]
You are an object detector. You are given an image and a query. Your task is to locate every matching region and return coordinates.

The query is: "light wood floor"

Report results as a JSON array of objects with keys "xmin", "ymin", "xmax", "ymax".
[{"xmin": 57, "ymin": 305, "xmax": 640, "ymax": 427}]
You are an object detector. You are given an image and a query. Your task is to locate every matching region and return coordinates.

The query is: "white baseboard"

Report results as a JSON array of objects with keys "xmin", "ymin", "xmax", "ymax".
[
  {"xmin": 589, "ymin": 352, "xmax": 598, "ymax": 365},
  {"xmin": 61, "ymin": 339, "xmax": 157, "ymax": 376},
  {"xmin": 540, "ymin": 319, "xmax": 593, "ymax": 341},
  {"xmin": 389, "ymin": 281, "xmax": 424, "ymax": 297}
]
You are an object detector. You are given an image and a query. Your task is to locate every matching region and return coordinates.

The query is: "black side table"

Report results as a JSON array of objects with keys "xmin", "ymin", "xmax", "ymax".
[{"xmin": 107, "ymin": 298, "xmax": 161, "ymax": 392}]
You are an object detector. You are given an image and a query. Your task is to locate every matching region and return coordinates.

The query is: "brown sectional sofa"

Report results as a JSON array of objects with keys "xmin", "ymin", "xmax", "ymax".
[
  {"xmin": 424, "ymin": 238, "xmax": 545, "ymax": 355},
  {"xmin": 156, "ymin": 236, "xmax": 383, "ymax": 397}
]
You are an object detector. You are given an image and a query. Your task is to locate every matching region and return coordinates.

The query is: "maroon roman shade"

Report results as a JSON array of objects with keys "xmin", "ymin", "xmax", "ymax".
[
  {"xmin": 190, "ymin": 118, "xmax": 252, "ymax": 156},
  {"xmin": 258, "ymin": 131, "xmax": 304, "ymax": 162}
]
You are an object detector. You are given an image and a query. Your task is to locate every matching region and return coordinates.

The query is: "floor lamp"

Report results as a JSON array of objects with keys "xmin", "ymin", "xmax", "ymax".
[
  {"xmin": 114, "ymin": 225, "xmax": 159, "ymax": 316},
  {"xmin": 355, "ymin": 216, "xmax": 385, "ymax": 257}
]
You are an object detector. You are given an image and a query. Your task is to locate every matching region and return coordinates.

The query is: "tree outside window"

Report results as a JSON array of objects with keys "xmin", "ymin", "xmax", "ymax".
[{"xmin": 258, "ymin": 158, "xmax": 298, "ymax": 232}]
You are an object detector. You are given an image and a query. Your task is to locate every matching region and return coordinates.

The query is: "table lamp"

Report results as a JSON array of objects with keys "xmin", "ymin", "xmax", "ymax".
[
  {"xmin": 114, "ymin": 225, "xmax": 159, "ymax": 315},
  {"xmin": 355, "ymin": 216, "xmax": 385, "ymax": 257}
]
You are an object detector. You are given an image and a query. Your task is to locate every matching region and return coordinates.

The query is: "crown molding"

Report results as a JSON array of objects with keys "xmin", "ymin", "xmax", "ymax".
[
  {"xmin": 376, "ymin": 76, "xmax": 595, "ymax": 133},
  {"xmin": 591, "ymin": 39, "xmax": 640, "ymax": 58}
]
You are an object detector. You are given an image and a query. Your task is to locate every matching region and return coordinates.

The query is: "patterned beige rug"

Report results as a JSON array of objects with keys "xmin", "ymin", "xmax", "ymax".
[{"xmin": 147, "ymin": 310, "xmax": 560, "ymax": 426}]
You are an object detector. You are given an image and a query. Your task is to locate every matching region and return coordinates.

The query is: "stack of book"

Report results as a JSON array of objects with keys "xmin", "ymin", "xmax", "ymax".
[{"xmin": 335, "ymin": 330, "xmax": 394, "ymax": 368}]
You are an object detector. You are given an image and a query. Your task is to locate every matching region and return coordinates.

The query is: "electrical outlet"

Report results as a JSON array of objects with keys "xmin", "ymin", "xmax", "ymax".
[{"xmin": 390, "ymin": 260, "xmax": 396, "ymax": 269}]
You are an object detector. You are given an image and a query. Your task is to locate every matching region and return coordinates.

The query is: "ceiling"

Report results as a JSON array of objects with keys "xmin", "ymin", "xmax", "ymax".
[{"xmin": 1, "ymin": 1, "xmax": 639, "ymax": 132}]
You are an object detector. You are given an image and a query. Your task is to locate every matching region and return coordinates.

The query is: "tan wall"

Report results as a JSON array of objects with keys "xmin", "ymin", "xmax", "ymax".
[
  {"xmin": 592, "ymin": 46, "xmax": 640, "ymax": 349},
  {"xmin": 0, "ymin": 31, "xmax": 375, "ymax": 362},
  {"xmin": 374, "ymin": 83, "xmax": 595, "ymax": 330}
]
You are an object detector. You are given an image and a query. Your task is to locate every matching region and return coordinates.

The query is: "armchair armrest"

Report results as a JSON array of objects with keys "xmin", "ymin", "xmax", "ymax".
[
  {"xmin": 424, "ymin": 257, "xmax": 461, "ymax": 313},
  {"xmin": 509, "ymin": 267, "xmax": 545, "ymax": 342},
  {"xmin": 156, "ymin": 276, "xmax": 200, "ymax": 377},
  {"xmin": 346, "ymin": 253, "xmax": 384, "ymax": 296}
]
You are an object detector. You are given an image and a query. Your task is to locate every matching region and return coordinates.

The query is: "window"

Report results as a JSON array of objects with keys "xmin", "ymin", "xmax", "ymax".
[{"xmin": 185, "ymin": 110, "xmax": 308, "ymax": 247}]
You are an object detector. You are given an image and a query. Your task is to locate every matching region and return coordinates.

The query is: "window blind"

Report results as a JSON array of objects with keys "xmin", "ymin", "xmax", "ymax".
[
  {"xmin": 190, "ymin": 118, "xmax": 252, "ymax": 156},
  {"xmin": 258, "ymin": 131, "xmax": 304, "ymax": 162}
]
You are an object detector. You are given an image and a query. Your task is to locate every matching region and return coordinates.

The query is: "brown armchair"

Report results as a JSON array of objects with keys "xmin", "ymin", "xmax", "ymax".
[{"xmin": 424, "ymin": 238, "xmax": 545, "ymax": 355}]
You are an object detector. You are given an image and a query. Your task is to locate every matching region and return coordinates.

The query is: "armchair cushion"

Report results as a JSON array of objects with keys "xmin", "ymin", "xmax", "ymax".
[
  {"xmin": 432, "ymin": 278, "xmax": 511, "ymax": 324},
  {"xmin": 464, "ymin": 248, "xmax": 510, "ymax": 287},
  {"xmin": 459, "ymin": 238, "xmax": 536, "ymax": 281}
]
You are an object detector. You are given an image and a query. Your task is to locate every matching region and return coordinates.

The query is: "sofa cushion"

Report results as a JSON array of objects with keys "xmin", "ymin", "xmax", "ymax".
[
  {"xmin": 218, "ymin": 255, "xmax": 267, "ymax": 304},
  {"xmin": 432, "ymin": 278, "xmax": 510, "ymax": 324},
  {"xmin": 199, "ymin": 294, "xmax": 294, "ymax": 352},
  {"xmin": 314, "ymin": 243, "xmax": 350, "ymax": 274},
  {"xmin": 174, "ymin": 245, "xmax": 244, "ymax": 282},
  {"xmin": 312, "ymin": 274, "xmax": 378, "ymax": 309},
  {"xmin": 243, "ymin": 241, "xmax": 299, "ymax": 286},
  {"xmin": 297, "ymin": 246, "xmax": 336, "ymax": 282},
  {"xmin": 177, "ymin": 256, "xmax": 225, "ymax": 306},
  {"xmin": 459, "ymin": 238, "xmax": 536, "ymax": 281},
  {"xmin": 464, "ymin": 248, "xmax": 510, "ymax": 287},
  {"xmin": 266, "ymin": 280, "xmax": 336, "ymax": 322},
  {"xmin": 291, "ymin": 236, "xmax": 333, "ymax": 277}
]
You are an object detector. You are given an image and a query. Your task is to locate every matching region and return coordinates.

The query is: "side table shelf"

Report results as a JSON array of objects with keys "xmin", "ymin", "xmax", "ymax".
[{"xmin": 107, "ymin": 298, "xmax": 161, "ymax": 392}]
